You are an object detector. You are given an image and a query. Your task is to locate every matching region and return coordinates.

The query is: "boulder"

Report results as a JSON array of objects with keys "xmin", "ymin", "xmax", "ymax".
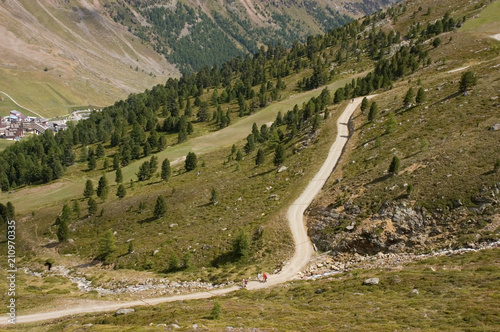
[
  {"xmin": 115, "ymin": 308, "xmax": 135, "ymax": 316},
  {"xmin": 362, "ymin": 277, "xmax": 379, "ymax": 285}
]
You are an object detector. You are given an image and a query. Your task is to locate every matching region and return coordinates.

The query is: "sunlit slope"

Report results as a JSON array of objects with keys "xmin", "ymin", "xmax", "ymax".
[{"xmin": 0, "ymin": 0, "xmax": 178, "ymax": 117}]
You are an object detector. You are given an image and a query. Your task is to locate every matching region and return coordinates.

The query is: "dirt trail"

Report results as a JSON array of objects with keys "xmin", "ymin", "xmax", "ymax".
[
  {"xmin": 0, "ymin": 96, "xmax": 371, "ymax": 325},
  {"xmin": 0, "ymin": 91, "xmax": 45, "ymax": 118}
]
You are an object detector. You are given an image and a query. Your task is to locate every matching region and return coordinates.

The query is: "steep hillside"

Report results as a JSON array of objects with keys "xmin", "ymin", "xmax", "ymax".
[
  {"xmin": 307, "ymin": 0, "xmax": 500, "ymax": 256},
  {"xmin": 0, "ymin": 0, "xmax": 178, "ymax": 117},
  {"xmin": 102, "ymin": 0, "xmax": 399, "ymax": 72}
]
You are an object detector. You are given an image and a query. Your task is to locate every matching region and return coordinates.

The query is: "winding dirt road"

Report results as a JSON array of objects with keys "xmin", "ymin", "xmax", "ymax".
[{"xmin": 1, "ymin": 96, "xmax": 370, "ymax": 325}]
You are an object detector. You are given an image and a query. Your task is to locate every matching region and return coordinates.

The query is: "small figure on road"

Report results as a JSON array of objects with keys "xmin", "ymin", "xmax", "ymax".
[
  {"xmin": 257, "ymin": 273, "xmax": 261, "ymax": 282},
  {"xmin": 263, "ymin": 273, "xmax": 267, "ymax": 283}
]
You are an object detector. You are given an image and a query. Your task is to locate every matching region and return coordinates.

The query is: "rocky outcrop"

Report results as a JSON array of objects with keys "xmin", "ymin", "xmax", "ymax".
[{"xmin": 307, "ymin": 184, "xmax": 500, "ymax": 256}]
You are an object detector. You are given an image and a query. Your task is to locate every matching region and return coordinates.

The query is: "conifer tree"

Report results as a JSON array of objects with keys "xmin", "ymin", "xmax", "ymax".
[
  {"xmin": 61, "ymin": 204, "xmax": 72, "ymax": 222},
  {"xmin": 161, "ymin": 158, "xmax": 171, "ymax": 181},
  {"xmin": 274, "ymin": 144, "xmax": 286, "ymax": 166},
  {"xmin": 211, "ymin": 188, "xmax": 218, "ymax": 205},
  {"xmin": 98, "ymin": 230, "xmax": 116, "ymax": 264},
  {"xmin": 116, "ymin": 183, "xmax": 126, "ymax": 199},
  {"xmin": 255, "ymin": 148, "xmax": 265, "ymax": 166},
  {"xmin": 88, "ymin": 155, "xmax": 96, "ymax": 170},
  {"xmin": 388, "ymin": 156, "xmax": 400, "ymax": 175},
  {"xmin": 185, "ymin": 152, "xmax": 197, "ymax": 171},
  {"xmin": 415, "ymin": 87, "xmax": 426, "ymax": 104},
  {"xmin": 154, "ymin": 195, "xmax": 167, "ymax": 219},
  {"xmin": 459, "ymin": 71, "xmax": 477, "ymax": 93},
  {"xmin": 72, "ymin": 200, "xmax": 80, "ymax": 218},
  {"xmin": 115, "ymin": 168, "xmax": 123, "ymax": 183},
  {"xmin": 56, "ymin": 217, "xmax": 69, "ymax": 242},
  {"xmin": 368, "ymin": 102, "xmax": 378, "ymax": 122},
  {"xmin": 88, "ymin": 197, "xmax": 98, "ymax": 215},
  {"xmin": 403, "ymin": 87, "xmax": 415, "ymax": 108},
  {"xmin": 96, "ymin": 175, "xmax": 109, "ymax": 200},
  {"xmin": 360, "ymin": 97, "xmax": 369, "ymax": 114},
  {"xmin": 83, "ymin": 180, "xmax": 94, "ymax": 198}
]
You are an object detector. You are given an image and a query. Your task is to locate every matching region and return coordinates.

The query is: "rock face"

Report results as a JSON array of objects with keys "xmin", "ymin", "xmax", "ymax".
[{"xmin": 307, "ymin": 186, "xmax": 500, "ymax": 256}]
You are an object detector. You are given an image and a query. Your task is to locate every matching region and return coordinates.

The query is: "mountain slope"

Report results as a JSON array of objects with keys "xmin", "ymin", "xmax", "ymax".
[
  {"xmin": 0, "ymin": 0, "xmax": 178, "ymax": 117},
  {"xmin": 103, "ymin": 0, "xmax": 400, "ymax": 72}
]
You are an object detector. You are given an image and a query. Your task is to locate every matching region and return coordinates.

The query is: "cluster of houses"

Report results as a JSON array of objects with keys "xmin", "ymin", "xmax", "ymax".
[{"xmin": 0, "ymin": 110, "xmax": 67, "ymax": 141}]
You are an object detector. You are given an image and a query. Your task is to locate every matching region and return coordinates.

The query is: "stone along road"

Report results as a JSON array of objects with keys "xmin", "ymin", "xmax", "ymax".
[{"xmin": 0, "ymin": 96, "xmax": 372, "ymax": 325}]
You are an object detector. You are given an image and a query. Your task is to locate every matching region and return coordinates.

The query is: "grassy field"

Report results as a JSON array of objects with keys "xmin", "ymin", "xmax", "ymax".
[
  {"xmin": 460, "ymin": 0, "xmax": 500, "ymax": 34},
  {"xmin": 11, "ymin": 248, "xmax": 500, "ymax": 331},
  {"xmin": 0, "ymin": 139, "xmax": 15, "ymax": 151}
]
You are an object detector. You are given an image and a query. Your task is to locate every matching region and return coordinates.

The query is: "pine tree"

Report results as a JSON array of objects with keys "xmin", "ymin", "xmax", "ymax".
[
  {"xmin": 388, "ymin": 156, "xmax": 400, "ymax": 175},
  {"xmin": 61, "ymin": 204, "xmax": 72, "ymax": 222},
  {"xmin": 72, "ymin": 200, "xmax": 80, "ymax": 218},
  {"xmin": 403, "ymin": 87, "xmax": 415, "ymax": 108},
  {"xmin": 137, "ymin": 161, "xmax": 151, "ymax": 181},
  {"xmin": 182, "ymin": 251, "xmax": 192, "ymax": 269},
  {"xmin": 185, "ymin": 152, "xmax": 197, "ymax": 171},
  {"xmin": 56, "ymin": 217, "xmax": 69, "ymax": 242},
  {"xmin": 113, "ymin": 154, "xmax": 120, "ymax": 170},
  {"xmin": 415, "ymin": 87, "xmax": 426, "ymax": 104},
  {"xmin": 6, "ymin": 202, "xmax": 14, "ymax": 219},
  {"xmin": 88, "ymin": 155, "xmax": 96, "ymax": 170},
  {"xmin": 459, "ymin": 71, "xmax": 477, "ymax": 93},
  {"xmin": 96, "ymin": 143, "xmax": 105, "ymax": 158},
  {"xmin": 211, "ymin": 301, "xmax": 222, "ymax": 320},
  {"xmin": 236, "ymin": 149, "xmax": 243, "ymax": 161},
  {"xmin": 368, "ymin": 102, "xmax": 378, "ymax": 122},
  {"xmin": 211, "ymin": 188, "xmax": 218, "ymax": 205},
  {"xmin": 96, "ymin": 175, "xmax": 109, "ymax": 200},
  {"xmin": 158, "ymin": 135, "xmax": 167, "ymax": 151},
  {"xmin": 154, "ymin": 195, "xmax": 167, "ymax": 219},
  {"xmin": 83, "ymin": 180, "xmax": 94, "ymax": 198},
  {"xmin": 232, "ymin": 229, "xmax": 250, "ymax": 259},
  {"xmin": 116, "ymin": 184, "xmax": 126, "ymax": 199},
  {"xmin": 88, "ymin": 197, "xmax": 97, "ymax": 215},
  {"xmin": 244, "ymin": 134, "xmax": 255, "ymax": 154},
  {"xmin": 161, "ymin": 158, "xmax": 171, "ymax": 181},
  {"xmin": 385, "ymin": 112, "xmax": 396, "ymax": 134},
  {"xmin": 255, "ymin": 148, "xmax": 265, "ymax": 166},
  {"xmin": 115, "ymin": 168, "xmax": 123, "ymax": 183},
  {"xmin": 168, "ymin": 252, "xmax": 179, "ymax": 271},
  {"xmin": 360, "ymin": 97, "xmax": 369, "ymax": 114},
  {"xmin": 274, "ymin": 144, "xmax": 286, "ymax": 166},
  {"xmin": 98, "ymin": 230, "xmax": 116, "ymax": 264},
  {"xmin": 149, "ymin": 155, "xmax": 158, "ymax": 176},
  {"xmin": 102, "ymin": 158, "xmax": 109, "ymax": 170}
]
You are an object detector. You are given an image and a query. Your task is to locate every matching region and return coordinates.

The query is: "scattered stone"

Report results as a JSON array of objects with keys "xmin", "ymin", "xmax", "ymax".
[
  {"xmin": 169, "ymin": 223, "xmax": 178, "ymax": 228},
  {"xmin": 412, "ymin": 288, "xmax": 419, "ymax": 295},
  {"xmin": 315, "ymin": 288, "xmax": 325, "ymax": 294},
  {"xmin": 363, "ymin": 278, "xmax": 379, "ymax": 285},
  {"xmin": 268, "ymin": 194, "xmax": 279, "ymax": 200},
  {"xmin": 489, "ymin": 123, "xmax": 500, "ymax": 131},
  {"xmin": 278, "ymin": 166, "xmax": 288, "ymax": 173},
  {"xmin": 192, "ymin": 324, "xmax": 198, "ymax": 329},
  {"xmin": 171, "ymin": 323, "xmax": 181, "ymax": 329},
  {"xmin": 115, "ymin": 308, "xmax": 135, "ymax": 316},
  {"xmin": 153, "ymin": 250, "xmax": 159, "ymax": 256}
]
